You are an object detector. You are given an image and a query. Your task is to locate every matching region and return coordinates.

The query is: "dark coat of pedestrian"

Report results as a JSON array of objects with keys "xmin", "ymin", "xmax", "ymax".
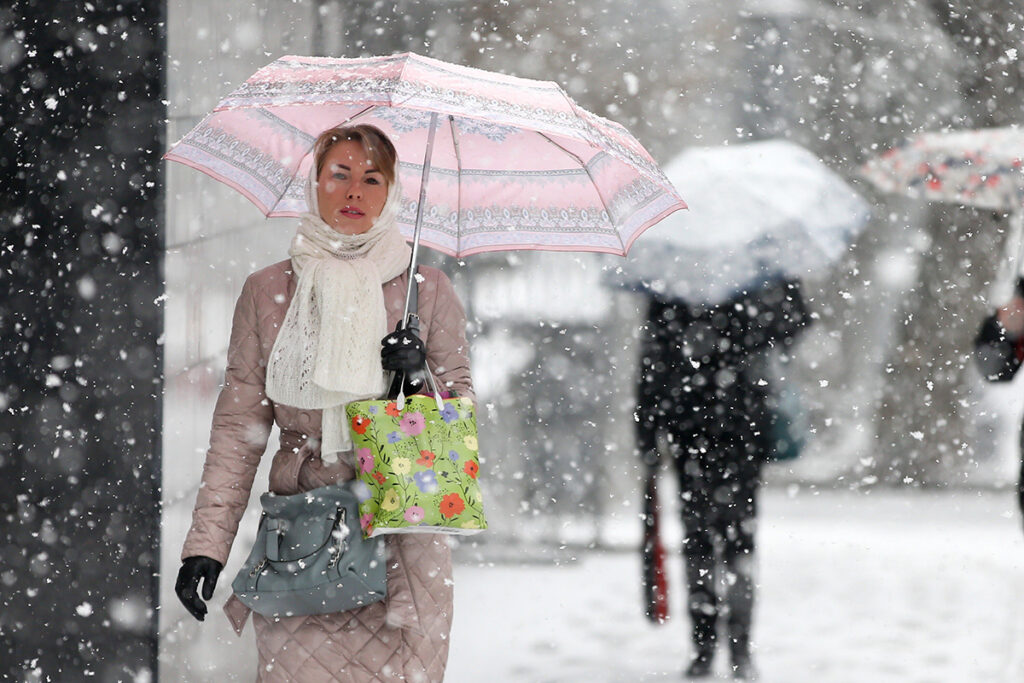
[{"xmin": 636, "ymin": 277, "xmax": 809, "ymax": 679}]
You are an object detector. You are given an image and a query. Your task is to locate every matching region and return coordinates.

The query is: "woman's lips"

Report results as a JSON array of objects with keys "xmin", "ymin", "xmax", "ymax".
[{"xmin": 340, "ymin": 207, "xmax": 365, "ymax": 218}]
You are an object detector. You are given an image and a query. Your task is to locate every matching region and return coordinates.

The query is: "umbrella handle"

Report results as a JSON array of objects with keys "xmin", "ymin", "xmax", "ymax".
[{"xmin": 388, "ymin": 264, "xmax": 445, "ymax": 413}]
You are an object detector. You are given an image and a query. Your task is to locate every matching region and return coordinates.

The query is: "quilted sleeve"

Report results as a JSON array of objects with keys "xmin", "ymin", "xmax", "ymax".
[
  {"xmin": 424, "ymin": 271, "xmax": 474, "ymax": 401},
  {"xmin": 180, "ymin": 275, "xmax": 274, "ymax": 565}
]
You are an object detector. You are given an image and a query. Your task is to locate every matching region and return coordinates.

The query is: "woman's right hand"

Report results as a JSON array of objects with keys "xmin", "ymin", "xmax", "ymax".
[
  {"xmin": 175, "ymin": 555, "xmax": 223, "ymax": 621},
  {"xmin": 381, "ymin": 327, "xmax": 426, "ymax": 374}
]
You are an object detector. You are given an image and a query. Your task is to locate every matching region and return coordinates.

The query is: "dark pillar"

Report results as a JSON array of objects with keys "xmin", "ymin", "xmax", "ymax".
[{"xmin": 0, "ymin": 2, "xmax": 165, "ymax": 680}]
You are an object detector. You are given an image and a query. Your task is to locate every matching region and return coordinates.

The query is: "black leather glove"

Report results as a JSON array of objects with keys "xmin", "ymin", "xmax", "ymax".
[
  {"xmin": 381, "ymin": 327, "xmax": 426, "ymax": 374},
  {"xmin": 175, "ymin": 555, "xmax": 223, "ymax": 622}
]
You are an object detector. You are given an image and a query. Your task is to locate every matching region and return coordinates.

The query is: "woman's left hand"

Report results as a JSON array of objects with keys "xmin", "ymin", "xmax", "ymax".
[{"xmin": 381, "ymin": 327, "xmax": 426, "ymax": 374}]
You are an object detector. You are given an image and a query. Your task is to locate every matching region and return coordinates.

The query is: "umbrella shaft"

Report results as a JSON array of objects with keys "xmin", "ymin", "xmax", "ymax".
[
  {"xmin": 1014, "ymin": 211, "xmax": 1024, "ymax": 280},
  {"xmin": 403, "ymin": 111, "xmax": 440, "ymax": 326},
  {"xmin": 993, "ymin": 210, "xmax": 1024, "ymax": 303}
]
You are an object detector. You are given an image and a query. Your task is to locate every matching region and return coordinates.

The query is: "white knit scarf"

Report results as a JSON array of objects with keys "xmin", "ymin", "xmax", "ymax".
[{"xmin": 266, "ymin": 166, "xmax": 410, "ymax": 460}]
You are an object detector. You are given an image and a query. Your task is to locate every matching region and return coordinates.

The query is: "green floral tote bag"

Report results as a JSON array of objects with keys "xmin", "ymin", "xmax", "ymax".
[{"xmin": 345, "ymin": 392, "xmax": 486, "ymax": 537}]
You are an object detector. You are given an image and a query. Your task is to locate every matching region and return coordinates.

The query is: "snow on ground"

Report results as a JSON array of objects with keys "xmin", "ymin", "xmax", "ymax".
[{"xmin": 447, "ymin": 488, "xmax": 1024, "ymax": 682}]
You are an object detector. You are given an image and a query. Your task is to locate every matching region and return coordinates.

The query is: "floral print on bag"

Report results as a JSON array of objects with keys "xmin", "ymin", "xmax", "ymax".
[{"xmin": 345, "ymin": 395, "xmax": 486, "ymax": 536}]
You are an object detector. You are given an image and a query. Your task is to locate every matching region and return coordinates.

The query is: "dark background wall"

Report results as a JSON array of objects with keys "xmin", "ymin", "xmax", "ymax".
[{"xmin": 0, "ymin": 2, "xmax": 165, "ymax": 680}]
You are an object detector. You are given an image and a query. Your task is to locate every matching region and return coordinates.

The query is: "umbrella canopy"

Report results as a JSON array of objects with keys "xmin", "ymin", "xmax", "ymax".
[
  {"xmin": 165, "ymin": 52, "xmax": 685, "ymax": 258},
  {"xmin": 861, "ymin": 126, "xmax": 1024, "ymax": 299},
  {"xmin": 860, "ymin": 126, "xmax": 1024, "ymax": 211},
  {"xmin": 604, "ymin": 139, "xmax": 871, "ymax": 304}
]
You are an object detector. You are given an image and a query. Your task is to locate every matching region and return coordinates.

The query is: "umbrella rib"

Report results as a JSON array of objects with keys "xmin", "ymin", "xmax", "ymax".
[
  {"xmin": 396, "ymin": 54, "xmax": 412, "ymax": 108},
  {"xmin": 537, "ymin": 132, "xmax": 622, "ymax": 253},
  {"xmin": 338, "ymin": 104, "xmax": 377, "ymax": 127},
  {"xmin": 448, "ymin": 115, "xmax": 464, "ymax": 256}
]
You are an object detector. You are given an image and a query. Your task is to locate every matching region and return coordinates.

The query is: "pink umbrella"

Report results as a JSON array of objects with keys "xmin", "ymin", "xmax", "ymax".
[
  {"xmin": 861, "ymin": 126, "xmax": 1024, "ymax": 211},
  {"xmin": 862, "ymin": 126, "xmax": 1024, "ymax": 298},
  {"xmin": 165, "ymin": 53, "xmax": 685, "ymax": 268}
]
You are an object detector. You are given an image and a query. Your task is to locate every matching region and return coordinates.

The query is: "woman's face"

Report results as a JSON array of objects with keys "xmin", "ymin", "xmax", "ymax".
[{"xmin": 317, "ymin": 140, "xmax": 389, "ymax": 235}]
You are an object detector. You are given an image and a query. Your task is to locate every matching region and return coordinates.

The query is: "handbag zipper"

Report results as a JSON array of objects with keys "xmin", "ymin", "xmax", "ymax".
[{"xmin": 327, "ymin": 508, "xmax": 347, "ymax": 569}]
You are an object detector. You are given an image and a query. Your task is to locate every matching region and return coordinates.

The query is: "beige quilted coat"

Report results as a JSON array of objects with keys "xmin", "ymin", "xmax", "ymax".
[{"xmin": 181, "ymin": 259, "xmax": 474, "ymax": 682}]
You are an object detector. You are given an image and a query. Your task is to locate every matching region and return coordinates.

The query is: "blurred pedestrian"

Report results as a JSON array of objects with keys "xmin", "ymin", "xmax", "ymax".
[
  {"xmin": 173, "ymin": 124, "xmax": 473, "ymax": 682},
  {"xmin": 636, "ymin": 277, "xmax": 810, "ymax": 680},
  {"xmin": 973, "ymin": 276, "xmax": 1024, "ymax": 535}
]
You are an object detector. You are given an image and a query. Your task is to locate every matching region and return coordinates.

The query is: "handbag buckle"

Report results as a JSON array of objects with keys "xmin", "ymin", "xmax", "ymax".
[{"xmin": 249, "ymin": 557, "xmax": 267, "ymax": 577}]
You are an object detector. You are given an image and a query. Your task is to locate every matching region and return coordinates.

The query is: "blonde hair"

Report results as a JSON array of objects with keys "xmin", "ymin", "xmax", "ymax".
[{"xmin": 312, "ymin": 124, "xmax": 398, "ymax": 185}]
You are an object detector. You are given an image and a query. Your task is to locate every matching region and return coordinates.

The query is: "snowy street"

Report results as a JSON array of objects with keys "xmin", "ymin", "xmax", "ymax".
[{"xmin": 448, "ymin": 488, "xmax": 1024, "ymax": 682}]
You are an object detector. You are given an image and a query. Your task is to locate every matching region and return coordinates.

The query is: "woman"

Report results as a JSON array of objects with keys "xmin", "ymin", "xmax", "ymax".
[
  {"xmin": 174, "ymin": 124, "xmax": 473, "ymax": 681},
  {"xmin": 974, "ymin": 275, "xmax": 1024, "ymax": 536}
]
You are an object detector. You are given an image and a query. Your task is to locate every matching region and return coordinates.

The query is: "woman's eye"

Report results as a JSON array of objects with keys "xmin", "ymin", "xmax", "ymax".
[
  {"xmin": 366, "ymin": 177, "xmax": 380, "ymax": 185},
  {"xmin": 332, "ymin": 173, "xmax": 347, "ymax": 180}
]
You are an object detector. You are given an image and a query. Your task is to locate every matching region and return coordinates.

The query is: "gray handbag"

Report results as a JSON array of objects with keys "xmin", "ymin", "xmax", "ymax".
[{"xmin": 231, "ymin": 481, "xmax": 387, "ymax": 618}]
